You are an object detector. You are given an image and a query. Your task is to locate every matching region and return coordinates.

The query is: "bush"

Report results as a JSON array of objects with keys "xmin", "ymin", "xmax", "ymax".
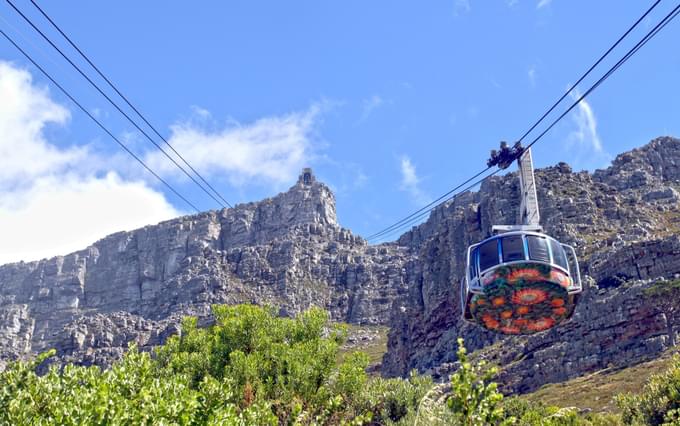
[
  {"xmin": 0, "ymin": 304, "xmax": 430, "ymax": 425},
  {"xmin": 446, "ymin": 338, "xmax": 509, "ymax": 425},
  {"xmin": 501, "ymin": 398, "xmax": 621, "ymax": 426},
  {"xmin": 617, "ymin": 355, "xmax": 680, "ymax": 425}
]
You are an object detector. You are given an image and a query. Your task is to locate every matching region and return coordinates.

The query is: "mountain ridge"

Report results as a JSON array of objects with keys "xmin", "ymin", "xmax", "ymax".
[{"xmin": 2, "ymin": 136, "xmax": 680, "ymax": 395}]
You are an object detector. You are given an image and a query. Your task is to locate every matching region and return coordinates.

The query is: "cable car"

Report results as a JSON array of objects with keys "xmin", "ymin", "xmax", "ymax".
[{"xmin": 461, "ymin": 143, "xmax": 582, "ymax": 334}]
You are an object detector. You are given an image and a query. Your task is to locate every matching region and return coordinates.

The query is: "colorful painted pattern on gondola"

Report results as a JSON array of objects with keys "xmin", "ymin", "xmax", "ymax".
[{"xmin": 468, "ymin": 263, "xmax": 576, "ymax": 334}]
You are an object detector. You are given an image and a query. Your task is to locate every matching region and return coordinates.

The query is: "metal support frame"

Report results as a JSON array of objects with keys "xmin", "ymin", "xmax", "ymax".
[
  {"xmin": 489, "ymin": 145, "xmax": 543, "ymax": 234},
  {"xmin": 517, "ymin": 148, "xmax": 540, "ymax": 227}
]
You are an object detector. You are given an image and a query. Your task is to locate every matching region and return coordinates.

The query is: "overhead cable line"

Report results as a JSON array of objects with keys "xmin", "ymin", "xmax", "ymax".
[
  {"xmin": 368, "ymin": 1, "xmax": 678, "ymax": 243},
  {"xmin": 0, "ymin": 28, "xmax": 201, "ymax": 213},
  {"xmin": 524, "ymin": 1, "xmax": 680, "ymax": 152},
  {"xmin": 515, "ymin": 0, "xmax": 662, "ymax": 144},
  {"xmin": 6, "ymin": 0, "xmax": 231, "ymax": 209},
  {"xmin": 25, "ymin": 0, "xmax": 233, "ymax": 209},
  {"xmin": 365, "ymin": 167, "xmax": 492, "ymax": 241},
  {"xmin": 370, "ymin": 168, "xmax": 502, "ymax": 243}
]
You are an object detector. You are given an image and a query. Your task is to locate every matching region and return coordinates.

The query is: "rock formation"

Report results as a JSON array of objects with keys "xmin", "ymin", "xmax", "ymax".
[
  {"xmin": 2, "ymin": 137, "xmax": 680, "ymax": 395},
  {"xmin": 382, "ymin": 136, "xmax": 680, "ymax": 393},
  {"xmin": 0, "ymin": 169, "xmax": 411, "ymax": 368}
]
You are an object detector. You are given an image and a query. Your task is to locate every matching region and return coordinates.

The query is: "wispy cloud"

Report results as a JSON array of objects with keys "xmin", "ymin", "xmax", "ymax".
[
  {"xmin": 467, "ymin": 106, "xmax": 480, "ymax": 119},
  {"xmin": 563, "ymin": 89, "xmax": 612, "ymax": 170},
  {"xmin": 358, "ymin": 94, "xmax": 386, "ymax": 123},
  {"xmin": 568, "ymin": 90, "xmax": 602, "ymax": 153},
  {"xmin": 528, "ymin": 65, "xmax": 537, "ymax": 87},
  {"xmin": 454, "ymin": 0, "xmax": 471, "ymax": 16},
  {"xmin": 537, "ymin": 0, "xmax": 552, "ymax": 9},
  {"xmin": 399, "ymin": 156, "xmax": 430, "ymax": 205},
  {"xmin": 0, "ymin": 61, "xmax": 180, "ymax": 265},
  {"xmin": 506, "ymin": 0, "xmax": 519, "ymax": 7},
  {"xmin": 146, "ymin": 103, "xmax": 324, "ymax": 188}
]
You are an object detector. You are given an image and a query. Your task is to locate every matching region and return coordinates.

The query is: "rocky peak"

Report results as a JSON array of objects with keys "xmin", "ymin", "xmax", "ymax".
[
  {"xmin": 220, "ymin": 168, "xmax": 338, "ymax": 248},
  {"xmin": 594, "ymin": 136, "xmax": 680, "ymax": 189},
  {"xmin": 382, "ymin": 136, "xmax": 680, "ymax": 392},
  {"xmin": 3, "ymin": 138, "xmax": 680, "ymax": 397}
]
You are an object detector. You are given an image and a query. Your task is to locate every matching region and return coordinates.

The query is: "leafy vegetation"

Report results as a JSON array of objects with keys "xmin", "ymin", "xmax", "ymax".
[
  {"xmin": 524, "ymin": 349, "xmax": 679, "ymax": 414},
  {"xmin": 617, "ymin": 355, "xmax": 680, "ymax": 425},
  {"xmin": 446, "ymin": 338, "xmax": 507, "ymax": 425},
  {"xmin": 1, "ymin": 304, "xmax": 680, "ymax": 425},
  {"xmin": 0, "ymin": 305, "xmax": 431, "ymax": 425},
  {"xmin": 644, "ymin": 279, "xmax": 680, "ymax": 346}
]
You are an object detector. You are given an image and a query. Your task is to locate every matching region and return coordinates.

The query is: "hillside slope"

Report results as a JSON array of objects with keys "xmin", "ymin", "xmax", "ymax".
[
  {"xmin": 0, "ymin": 170, "xmax": 410, "ymax": 368},
  {"xmin": 2, "ymin": 137, "xmax": 680, "ymax": 396},
  {"xmin": 383, "ymin": 136, "xmax": 680, "ymax": 393}
]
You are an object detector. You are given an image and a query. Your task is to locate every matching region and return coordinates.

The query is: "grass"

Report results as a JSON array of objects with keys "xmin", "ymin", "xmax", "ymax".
[
  {"xmin": 659, "ymin": 209, "xmax": 680, "ymax": 237},
  {"xmin": 337, "ymin": 324, "xmax": 389, "ymax": 370},
  {"xmin": 522, "ymin": 347, "xmax": 680, "ymax": 413}
]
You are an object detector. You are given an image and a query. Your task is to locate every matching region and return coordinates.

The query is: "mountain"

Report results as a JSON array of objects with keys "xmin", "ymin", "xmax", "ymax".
[
  {"xmin": 382, "ymin": 136, "xmax": 680, "ymax": 393},
  {"xmin": 1, "ymin": 138, "xmax": 680, "ymax": 395},
  {"xmin": 0, "ymin": 169, "xmax": 411, "ymax": 370}
]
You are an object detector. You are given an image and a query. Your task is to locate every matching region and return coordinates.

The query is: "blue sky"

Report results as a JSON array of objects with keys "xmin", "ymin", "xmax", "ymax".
[{"xmin": 0, "ymin": 0, "xmax": 679, "ymax": 263}]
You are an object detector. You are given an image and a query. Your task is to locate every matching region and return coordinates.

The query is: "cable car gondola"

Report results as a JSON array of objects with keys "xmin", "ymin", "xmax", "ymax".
[{"xmin": 461, "ymin": 143, "xmax": 582, "ymax": 335}]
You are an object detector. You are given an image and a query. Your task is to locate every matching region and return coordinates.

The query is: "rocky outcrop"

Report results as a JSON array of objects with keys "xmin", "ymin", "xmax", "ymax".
[
  {"xmin": 2, "ymin": 137, "xmax": 680, "ymax": 396},
  {"xmin": 382, "ymin": 136, "xmax": 680, "ymax": 393},
  {"xmin": 0, "ymin": 169, "xmax": 411, "ymax": 367}
]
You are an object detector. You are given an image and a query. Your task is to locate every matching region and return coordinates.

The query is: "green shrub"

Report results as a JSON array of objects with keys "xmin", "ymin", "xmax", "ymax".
[
  {"xmin": 501, "ymin": 397, "xmax": 621, "ymax": 426},
  {"xmin": 446, "ymin": 338, "xmax": 510, "ymax": 425},
  {"xmin": 617, "ymin": 355, "xmax": 680, "ymax": 425},
  {"xmin": 0, "ymin": 304, "xmax": 429, "ymax": 425}
]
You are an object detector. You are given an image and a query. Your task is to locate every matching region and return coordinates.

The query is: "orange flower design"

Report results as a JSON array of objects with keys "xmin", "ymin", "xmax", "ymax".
[
  {"xmin": 500, "ymin": 310, "xmax": 513, "ymax": 319},
  {"xmin": 516, "ymin": 306, "xmax": 530, "ymax": 315},
  {"xmin": 526, "ymin": 317, "xmax": 555, "ymax": 332},
  {"xmin": 492, "ymin": 296, "xmax": 506, "ymax": 307},
  {"xmin": 553, "ymin": 307, "xmax": 567, "ymax": 316},
  {"xmin": 550, "ymin": 270, "xmax": 572, "ymax": 288},
  {"xmin": 484, "ymin": 318, "xmax": 500, "ymax": 329},
  {"xmin": 511, "ymin": 288, "xmax": 548, "ymax": 305},
  {"xmin": 507, "ymin": 268, "xmax": 544, "ymax": 284},
  {"xmin": 500, "ymin": 325, "xmax": 521, "ymax": 334},
  {"xmin": 513, "ymin": 318, "xmax": 528, "ymax": 328},
  {"xmin": 551, "ymin": 298, "xmax": 565, "ymax": 307}
]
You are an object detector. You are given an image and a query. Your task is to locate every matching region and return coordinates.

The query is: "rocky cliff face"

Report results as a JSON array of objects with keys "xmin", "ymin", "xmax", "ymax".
[
  {"xmin": 0, "ymin": 170, "xmax": 411, "ymax": 368},
  {"xmin": 1, "ymin": 137, "xmax": 680, "ymax": 395},
  {"xmin": 382, "ymin": 136, "xmax": 680, "ymax": 393}
]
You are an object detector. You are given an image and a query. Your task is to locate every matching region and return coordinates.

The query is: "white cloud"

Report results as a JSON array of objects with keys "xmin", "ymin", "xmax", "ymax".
[
  {"xmin": 146, "ymin": 104, "xmax": 322, "ymax": 188},
  {"xmin": 562, "ymin": 89, "xmax": 613, "ymax": 170},
  {"xmin": 537, "ymin": 0, "xmax": 552, "ymax": 9},
  {"xmin": 454, "ymin": 0, "xmax": 471, "ymax": 15},
  {"xmin": 0, "ymin": 62, "xmax": 82, "ymax": 187},
  {"xmin": 528, "ymin": 65, "xmax": 537, "ymax": 87},
  {"xmin": 399, "ymin": 156, "xmax": 430, "ymax": 205},
  {"xmin": 0, "ymin": 61, "xmax": 179, "ymax": 265},
  {"xmin": 506, "ymin": 0, "xmax": 519, "ymax": 7},
  {"xmin": 0, "ymin": 173, "xmax": 179, "ymax": 264},
  {"xmin": 358, "ymin": 95, "xmax": 385, "ymax": 122},
  {"xmin": 568, "ymin": 90, "xmax": 602, "ymax": 153}
]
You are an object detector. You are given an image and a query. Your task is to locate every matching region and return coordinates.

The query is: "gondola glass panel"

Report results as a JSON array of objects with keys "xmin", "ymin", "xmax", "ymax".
[
  {"xmin": 527, "ymin": 235, "xmax": 550, "ymax": 263},
  {"xmin": 501, "ymin": 235, "xmax": 525, "ymax": 262},
  {"xmin": 479, "ymin": 239, "xmax": 499, "ymax": 272},
  {"xmin": 550, "ymin": 239, "xmax": 569, "ymax": 271}
]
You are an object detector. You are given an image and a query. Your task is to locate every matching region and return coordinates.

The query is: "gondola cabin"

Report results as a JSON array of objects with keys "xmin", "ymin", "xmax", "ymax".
[
  {"xmin": 460, "ymin": 143, "xmax": 582, "ymax": 334},
  {"xmin": 461, "ymin": 230, "xmax": 582, "ymax": 334}
]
